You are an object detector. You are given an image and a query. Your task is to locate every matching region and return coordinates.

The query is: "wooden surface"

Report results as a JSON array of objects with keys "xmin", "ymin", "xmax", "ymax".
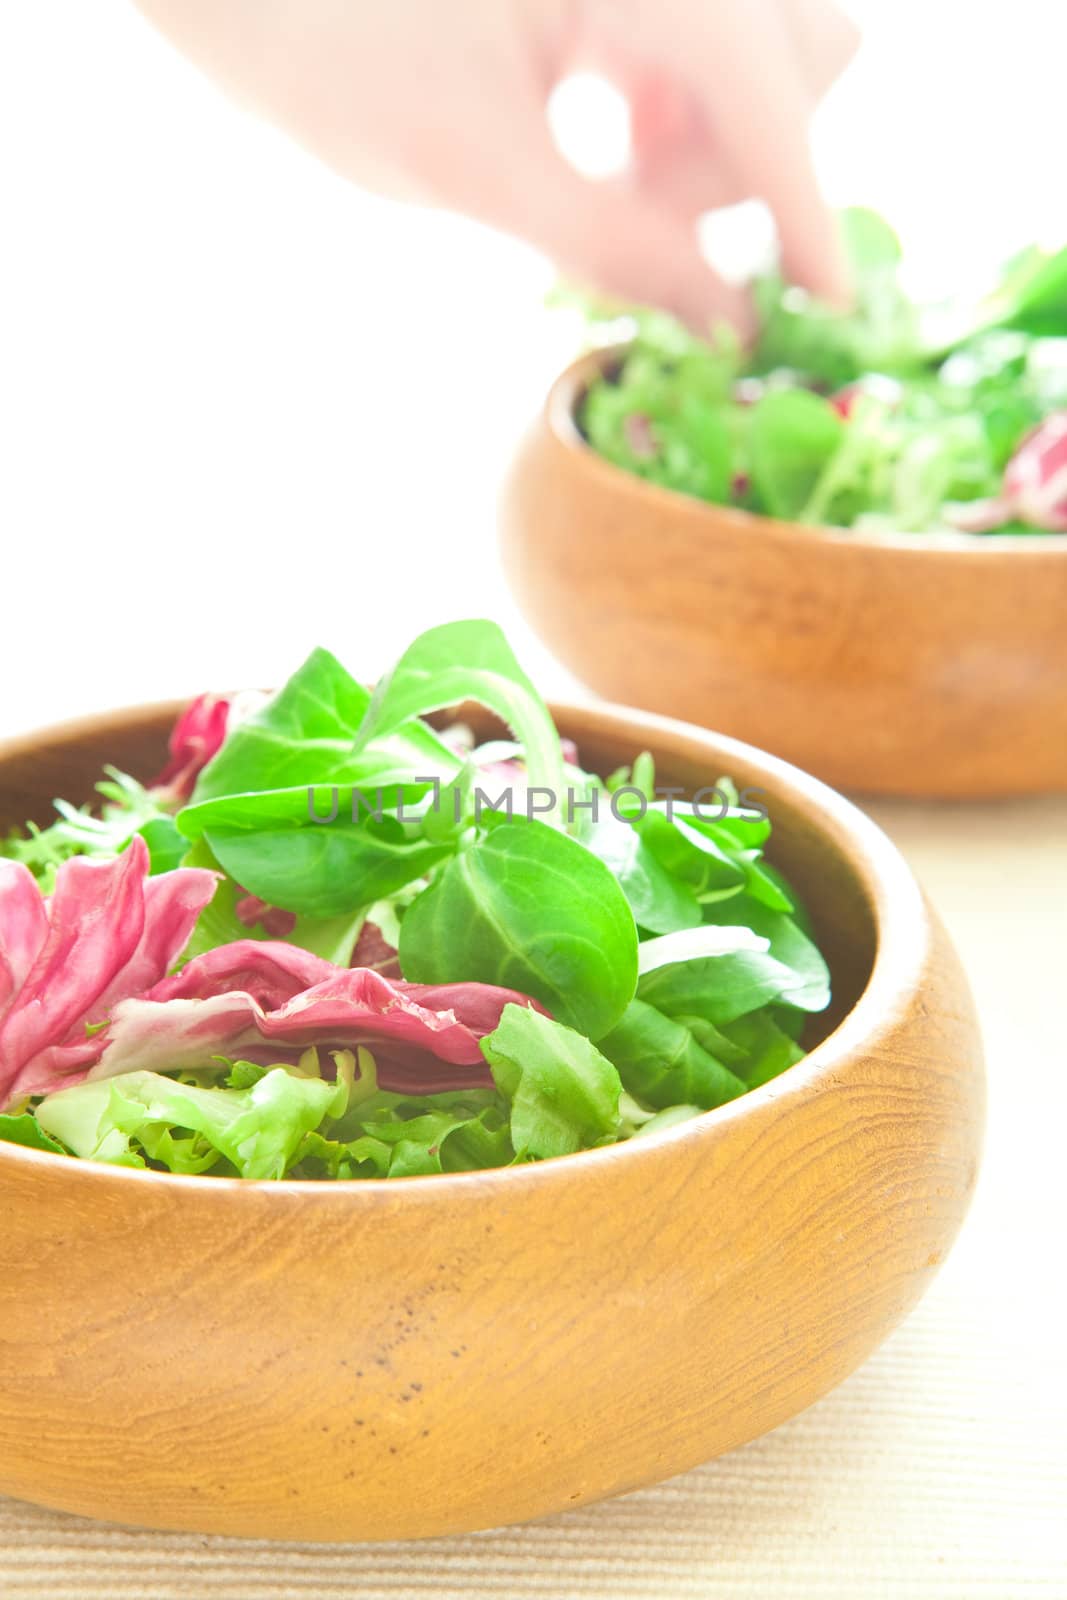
[
  {"xmin": 0, "ymin": 701, "xmax": 984, "ymax": 1542},
  {"xmin": 500, "ymin": 348, "xmax": 1067, "ymax": 799}
]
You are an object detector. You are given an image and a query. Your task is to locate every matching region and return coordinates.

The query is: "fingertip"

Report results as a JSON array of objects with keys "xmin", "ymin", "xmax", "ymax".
[
  {"xmin": 685, "ymin": 278, "xmax": 756, "ymax": 342},
  {"xmin": 783, "ymin": 209, "xmax": 855, "ymax": 312}
]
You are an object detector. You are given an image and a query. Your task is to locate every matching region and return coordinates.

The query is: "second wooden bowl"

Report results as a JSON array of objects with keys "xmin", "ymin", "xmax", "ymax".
[
  {"xmin": 0, "ymin": 698, "xmax": 983, "ymax": 1540},
  {"xmin": 501, "ymin": 347, "xmax": 1067, "ymax": 797}
]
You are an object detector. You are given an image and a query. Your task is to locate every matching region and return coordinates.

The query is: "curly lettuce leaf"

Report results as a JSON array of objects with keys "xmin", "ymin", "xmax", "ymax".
[
  {"xmin": 0, "ymin": 1111, "xmax": 66, "ymax": 1154},
  {"xmin": 35, "ymin": 1064, "xmax": 351, "ymax": 1180},
  {"xmin": 1, "ymin": 768, "xmax": 183, "ymax": 891},
  {"xmin": 481, "ymin": 1004, "xmax": 623, "ymax": 1160}
]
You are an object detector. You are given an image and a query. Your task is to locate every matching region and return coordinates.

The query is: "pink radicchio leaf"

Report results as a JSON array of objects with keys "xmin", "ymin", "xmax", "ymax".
[
  {"xmin": 0, "ymin": 862, "xmax": 48, "ymax": 1016},
  {"xmin": 234, "ymin": 893, "xmax": 297, "ymax": 940},
  {"xmin": 0, "ymin": 836, "xmax": 217, "ymax": 1108},
  {"xmin": 946, "ymin": 413, "xmax": 1067, "ymax": 534},
  {"xmin": 830, "ymin": 375, "xmax": 904, "ymax": 420},
  {"xmin": 149, "ymin": 694, "xmax": 232, "ymax": 807},
  {"xmin": 623, "ymin": 412, "xmax": 658, "ymax": 461},
  {"xmin": 87, "ymin": 944, "xmax": 547, "ymax": 1094},
  {"xmin": 350, "ymin": 920, "xmax": 402, "ymax": 979},
  {"xmin": 1002, "ymin": 413, "xmax": 1067, "ymax": 531},
  {"xmin": 470, "ymin": 737, "xmax": 581, "ymax": 820},
  {"xmin": 942, "ymin": 496, "xmax": 1017, "ymax": 534},
  {"xmin": 149, "ymin": 689, "xmax": 268, "ymax": 808},
  {"xmin": 144, "ymin": 939, "xmax": 336, "ymax": 1009}
]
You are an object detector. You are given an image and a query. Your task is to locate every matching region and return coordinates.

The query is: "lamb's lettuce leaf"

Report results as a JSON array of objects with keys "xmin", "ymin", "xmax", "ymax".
[
  {"xmin": 636, "ymin": 926, "xmax": 801, "ymax": 1024},
  {"xmin": 598, "ymin": 998, "xmax": 746, "ymax": 1110},
  {"xmin": 580, "ymin": 811, "xmax": 703, "ymax": 934},
  {"xmin": 399, "ymin": 814, "xmax": 638, "ymax": 1040},
  {"xmin": 353, "ymin": 620, "xmax": 566, "ymax": 817},
  {"xmin": 701, "ymin": 894, "xmax": 831, "ymax": 1012},
  {"xmin": 202, "ymin": 816, "xmax": 449, "ymax": 919},
  {"xmin": 191, "ymin": 647, "xmax": 457, "ymax": 804}
]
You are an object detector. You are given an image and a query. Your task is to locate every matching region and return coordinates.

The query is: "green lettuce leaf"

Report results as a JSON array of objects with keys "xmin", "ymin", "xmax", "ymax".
[
  {"xmin": 598, "ymin": 998, "xmax": 746, "ymax": 1110},
  {"xmin": 481, "ymin": 1005, "xmax": 622, "ymax": 1159},
  {"xmin": 0, "ymin": 1112, "xmax": 67, "ymax": 1155},
  {"xmin": 35, "ymin": 1066, "xmax": 351, "ymax": 1181},
  {"xmin": 353, "ymin": 620, "xmax": 566, "ymax": 817},
  {"xmin": 399, "ymin": 814, "xmax": 638, "ymax": 1039}
]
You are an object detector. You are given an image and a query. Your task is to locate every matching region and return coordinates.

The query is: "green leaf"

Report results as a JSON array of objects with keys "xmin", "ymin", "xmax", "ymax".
[
  {"xmin": 626, "ymin": 807, "xmax": 746, "ymax": 896},
  {"xmin": 720, "ymin": 1010, "xmax": 806, "ymax": 1088},
  {"xmin": 598, "ymin": 999, "xmax": 747, "ymax": 1110},
  {"xmin": 636, "ymin": 926, "xmax": 800, "ymax": 1025},
  {"xmin": 0, "ymin": 1112, "xmax": 66, "ymax": 1155},
  {"xmin": 580, "ymin": 812, "xmax": 702, "ymax": 934},
  {"xmin": 631, "ymin": 1103, "xmax": 704, "ymax": 1139},
  {"xmin": 398, "ymin": 814, "xmax": 638, "ymax": 1039},
  {"xmin": 749, "ymin": 390, "xmax": 845, "ymax": 520},
  {"xmin": 2, "ymin": 767, "xmax": 181, "ymax": 887},
  {"xmin": 291, "ymin": 1127, "xmax": 392, "ymax": 1180},
  {"xmin": 353, "ymin": 620, "xmax": 565, "ymax": 816},
  {"xmin": 204, "ymin": 817, "xmax": 449, "ymax": 919},
  {"xmin": 136, "ymin": 815, "xmax": 187, "ymax": 874},
  {"xmin": 192, "ymin": 646, "xmax": 458, "ymax": 804},
  {"xmin": 223, "ymin": 1060, "xmax": 268, "ymax": 1090},
  {"xmin": 355, "ymin": 1103, "xmax": 514, "ymax": 1178},
  {"xmin": 671, "ymin": 1012, "xmax": 749, "ymax": 1064},
  {"xmin": 178, "ymin": 839, "xmax": 365, "ymax": 966},
  {"xmin": 36, "ymin": 1067, "xmax": 348, "ymax": 1181},
  {"xmin": 702, "ymin": 893, "xmax": 830, "ymax": 1011},
  {"xmin": 481, "ymin": 1004, "xmax": 622, "ymax": 1160},
  {"xmin": 438, "ymin": 1107, "xmax": 515, "ymax": 1173},
  {"xmin": 840, "ymin": 206, "xmax": 903, "ymax": 274},
  {"xmin": 178, "ymin": 781, "xmax": 432, "ymax": 841},
  {"xmin": 179, "ymin": 837, "xmax": 270, "ymax": 961},
  {"xmin": 193, "ymin": 648, "xmax": 367, "ymax": 800}
]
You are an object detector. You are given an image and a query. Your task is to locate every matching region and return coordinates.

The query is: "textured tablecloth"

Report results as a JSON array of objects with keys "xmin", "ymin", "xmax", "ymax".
[{"xmin": 2, "ymin": 794, "xmax": 1064, "ymax": 1599}]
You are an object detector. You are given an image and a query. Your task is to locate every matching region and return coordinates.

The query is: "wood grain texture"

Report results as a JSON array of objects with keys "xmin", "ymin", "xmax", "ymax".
[
  {"xmin": 500, "ymin": 347, "xmax": 1067, "ymax": 798},
  {"xmin": 0, "ymin": 701, "xmax": 984, "ymax": 1541}
]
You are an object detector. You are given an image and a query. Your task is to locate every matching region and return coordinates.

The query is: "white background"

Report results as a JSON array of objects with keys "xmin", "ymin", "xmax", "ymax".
[
  {"xmin": 1, "ymin": 4, "xmax": 1066, "ymax": 1595},
  {"xmin": 3, "ymin": 0, "xmax": 1067, "ymax": 731}
]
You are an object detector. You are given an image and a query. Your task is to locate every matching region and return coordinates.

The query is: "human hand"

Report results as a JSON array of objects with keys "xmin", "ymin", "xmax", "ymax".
[{"xmin": 133, "ymin": 0, "xmax": 859, "ymax": 332}]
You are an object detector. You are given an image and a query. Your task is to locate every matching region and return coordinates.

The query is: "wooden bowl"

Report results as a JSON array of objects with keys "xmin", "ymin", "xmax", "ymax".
[
  {"xmin": 501, "ymin": 346, "xmax": 1067, "ymax": 797},
  {"xmin": 0, "ymin": 699, "xmax": 984, "ymax": 1541}
]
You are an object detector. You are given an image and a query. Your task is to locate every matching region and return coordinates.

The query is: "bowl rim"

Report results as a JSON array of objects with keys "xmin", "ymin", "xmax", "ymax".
[
  {"xmin": 550, "ymin": 343, "xmax": 1067, "ymax": 557},
  {"xmin": 0, "ymin": 695, "xmax": 931, "ymax": 1203}
]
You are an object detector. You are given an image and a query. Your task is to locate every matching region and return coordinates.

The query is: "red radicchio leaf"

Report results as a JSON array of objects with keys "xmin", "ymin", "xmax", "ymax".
[
  {"xmin": 86, "ymin": 942, "xmax": 548, "ymax": 1094},
  {"xmin": 623, "ymin": 412, "xmax": 658, "ymax": 461},
  {"xmin": 829, "ymin": 374, "xmax": 903, "ymax": 420},
  {"xmin": 946, "ymin": 412, "xmax": 1067, "ymax": 533},
  {"xmin": 1002, "ymin": 413, "xmax": 1067, "ymax": 531},
  {"xmin": 0, "ymin": 836, "xmax": 218, "ymax": 1107},
  {"xmin": 0, "ymin": 862, "xmax": 48, "ymax": 1015},
  {"xmin": 149, "ymin": 693, "xmax": 232, "ymax": 806},
  {"xmin": 350, "ymin": 920, "xmax": 402, "ymax": 978},
  {"xmin": 234, "ymin": 892, "xmax": 297, "ymax": 940}
]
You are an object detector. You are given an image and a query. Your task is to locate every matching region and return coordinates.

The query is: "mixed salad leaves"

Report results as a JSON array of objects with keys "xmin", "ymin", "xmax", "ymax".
[
  {"xmin": 0, "ymin": 622, "xmax": 830, "ymax": 1180},
  {"xmin": 575, "ymin": 208, "xmax": 1067, "ymax": 535}
]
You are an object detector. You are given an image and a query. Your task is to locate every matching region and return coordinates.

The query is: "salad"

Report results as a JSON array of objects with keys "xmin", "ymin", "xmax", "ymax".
[
  {"xmin": 575, "ymin": 208, "xmax": 1067, "ymax": 535},
  {"xmin": 0, "ymin": 621, "xmax": 829, "ymax": 1180}
]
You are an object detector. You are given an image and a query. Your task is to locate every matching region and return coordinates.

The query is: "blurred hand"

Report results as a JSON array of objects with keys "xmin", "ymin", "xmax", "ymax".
[{"xmin": 133, "ymin": 0, "xmax": 859, "ymax": 331}]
